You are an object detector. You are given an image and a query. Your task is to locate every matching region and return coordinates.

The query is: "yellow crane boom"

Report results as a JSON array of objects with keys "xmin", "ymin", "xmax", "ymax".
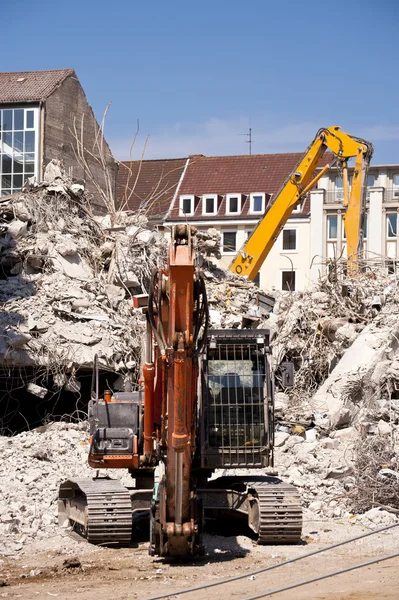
[{"xmin": 229, "ymin": 126, "xmax": 373, "ymax": 280}]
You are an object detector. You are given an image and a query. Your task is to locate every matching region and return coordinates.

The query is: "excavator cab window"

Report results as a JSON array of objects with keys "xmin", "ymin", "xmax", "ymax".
[{"xmin": 201, "ymin": 331, "xmax": 273, "ymax": 469}]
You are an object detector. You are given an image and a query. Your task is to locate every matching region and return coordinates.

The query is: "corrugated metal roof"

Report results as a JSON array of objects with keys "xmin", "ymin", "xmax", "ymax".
[{"xmin": 0, "ymin": 69, "xmax": 74, "ymax": 103}]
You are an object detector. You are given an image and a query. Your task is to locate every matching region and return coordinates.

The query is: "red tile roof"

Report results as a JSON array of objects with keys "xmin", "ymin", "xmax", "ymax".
[
  {"xmin": 167, "ymin": 152, "xmax": 331, "ymax": 221},
  {"xmin": 0, "ymin": 69, "xmax": 74, "ymax": 103},
  {"xmin": 116, "ymin": 158, "xmax": 187, "ymax": 218}
]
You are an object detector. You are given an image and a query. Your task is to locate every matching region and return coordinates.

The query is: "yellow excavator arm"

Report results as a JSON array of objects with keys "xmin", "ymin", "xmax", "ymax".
[{"xmin": 229, "ymin": 126, "xmax": 373, "ymax": 280}]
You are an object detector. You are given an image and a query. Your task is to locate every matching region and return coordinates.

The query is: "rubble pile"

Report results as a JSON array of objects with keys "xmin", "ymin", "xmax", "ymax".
[
  {"xmin": 1, "ymin": 164, "xmax": 399, "ymax": 555},
  {"xmin": 0, "ymin": 422, "xmax": 133, "ymax": 556},
  {"xmin": 0, "ymin": 161, "xmax": 169, "ymax": 378},
  {"xmin": 271, "ymin": 270, "xmax": 399, "ymax": 430}
]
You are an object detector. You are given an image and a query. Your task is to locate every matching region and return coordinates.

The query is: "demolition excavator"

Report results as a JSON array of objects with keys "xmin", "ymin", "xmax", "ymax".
[
  {"xmin": 58, "ymin": 125, "xmax": 373, "ymax": 559},
  {"xmin": 58, "ymin": 224, "xmax": 301, "ymax": 557},
  {"xmin": 230, "ymin": 125, "xmax": 373, "ymax": 279}
]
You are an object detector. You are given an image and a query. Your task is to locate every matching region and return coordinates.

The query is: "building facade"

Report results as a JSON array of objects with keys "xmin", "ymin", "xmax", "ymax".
[
  {"xmin": 163, "ymin": 153, "xmax": 329, "ymax": 291},
  {"xmin": 310, "ymin": 165, "xmax": 399, "ymax": 281},
  {"xmin": 115, "ymin": 152, "xmax": 398, "ymax": 292},
  {"xmin": 0, "ymin": 69, "xmax": 116, "ymax": 210}
]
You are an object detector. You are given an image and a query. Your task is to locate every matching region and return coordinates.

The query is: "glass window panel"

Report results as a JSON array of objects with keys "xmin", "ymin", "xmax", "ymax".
[
  {"xmin": 24, "ymin": 154, "xmax": 35, "ymax": 174},
  {"xmin": 282, "ymin": 271, "xmax": 296, "ymax": 291},
  {"xmin": 24, "ymin": 131, "xmax": 35, "ymax": 153},
  {"xmin": 14, "ymin": 131, "xmax": 24, "ymax": 153},
  {"xmin": 363, "ymin": 215, "xmax": 368, "ymax": 239},
  {"xmin": 393, "ymin": 174, "xmax": 399, "ymax": 186},
  {"xmin": 3, "ymin": 110, "xmax": 12, "ymax": 131},
  {"xmin": 252, "ymin": 195, "xmax": 263, "ymax": 212},
  {"xmin": 2, "ymin": 155, "xmax": 11, "ymax": 173},
  {"xmin": 205, "ymin": 197, "xmax": 215, "ymax": 213},
  {"xmin": 387, "ymin": 214, "xmax": 397, "ymax": 238},
  {"xmin": 13, "ymin": 156, "xmax": 24, "ymax": 173},
  {"xmin": 26, "ymin": 110, "xmax": 34, "ymax": 129},
  {"xmin": 2, "ymin": 189, "xmax": 11, "ymax": 196},
  {"xmin": 328, "ymin": 215, "xmax": 338, "ymax": 239},
  {"xmin": 282, "ymin": 229, "xmax": 296, "ymax": 250},
  {"xmin": 2, "ymin": 174, "xmax": 11, "ymax": 187},
  {"xmin": 4, "ymin": 132, "xmax": 12, "ymax": 148},
  {"xmin": 222, "ymin": 231, "xmax": 237, "ymax": 252},
  {"xmin": 12, "ymin": 175, "xmax": 23, "ymax": 189},
  {"xmin": 229, "ymin": 197, "xmax": 238, "ymax": 212},
  {"xmin": 14, "ymin": 109, "xmax": 24, "ymax": 131},
  {"xmin": 367, "ymin": 174, "xmax": 375, "ymax": 187},
  {"xmin": 182, "ymin": 198, "xmax": 192, "ymax": 214},
  {"xmin": 336, "ymin": 177, "xmax": 343, "ymax": 188}
]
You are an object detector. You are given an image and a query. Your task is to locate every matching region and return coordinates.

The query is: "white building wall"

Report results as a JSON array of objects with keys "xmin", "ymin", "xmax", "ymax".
[{"xmin": 217, "ymin": 219, "xmax": 311, "ymax": 292}]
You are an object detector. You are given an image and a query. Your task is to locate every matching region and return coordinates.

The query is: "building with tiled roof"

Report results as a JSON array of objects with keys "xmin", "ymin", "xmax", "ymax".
[
  {"xmin": 117, "ymin": 158, "xmax": 188, "ymax": 219},
  {"xmin": 161, "ymin": 151, "xmax": 330, "ymax": 290},
  {"xmin": 0, "ymin": 69, "xmax": 116, "ymax": 209}
]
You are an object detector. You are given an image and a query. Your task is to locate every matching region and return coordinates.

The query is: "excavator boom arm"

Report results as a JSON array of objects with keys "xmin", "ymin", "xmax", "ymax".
[{"xmin": 229, "ymin": 126, "xmax": 373, "ymax": 280}]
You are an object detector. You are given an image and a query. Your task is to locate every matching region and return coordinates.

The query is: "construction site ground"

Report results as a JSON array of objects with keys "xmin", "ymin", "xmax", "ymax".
[{"xmin": 1, "ymin": 519, "xmax": 398, "ymax": 600}]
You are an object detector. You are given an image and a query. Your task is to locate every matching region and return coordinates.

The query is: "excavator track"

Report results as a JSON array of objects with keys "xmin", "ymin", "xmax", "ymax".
[
  {"xmin": 58, "ymin": 478, "xmax": 132, "ymax": 546},
  {"xmin": 248, "ymin": 479, "xmax": 302, "ymax": 544}
]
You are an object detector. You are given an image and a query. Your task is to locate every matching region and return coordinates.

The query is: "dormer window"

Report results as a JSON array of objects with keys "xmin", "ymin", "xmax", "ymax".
[
  {"xmin": 226, "ymin": 194, "xmax": 242, "ymax": 215},
  {"xmin": 179, "ymin": 195, "xmax": 195, "ymax": 216},
  {"xmin": 202, "ymin": 194, "xmax": 218, "ymax": 215},
  {"xmin": 250, "ymin": 193, "xmax": 265, "ymax": 214}
]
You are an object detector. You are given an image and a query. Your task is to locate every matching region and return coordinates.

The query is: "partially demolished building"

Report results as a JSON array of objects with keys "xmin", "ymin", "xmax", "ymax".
[{"xmin": 0, "ymin": 69, "xmax": 117, "ymax": 211}]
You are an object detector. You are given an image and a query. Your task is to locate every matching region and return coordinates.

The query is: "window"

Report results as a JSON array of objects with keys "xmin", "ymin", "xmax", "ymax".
[
  {"xmin": 202, "ymin": 195, "xmax": 217, "ymax": 215},
  {"xmin": 363, "ymin": 214, "xmax": 368, "ymax": 240},
  {"xmin": 282, "ymin": 229, "xmax": 297, "ymax": 251},
  {"xmin": 367, "ymin": 174, "xmax": 375, "ymax": 188},
  {"xmin": 282, "ymin": 271, "xmax": 296, "ymax": 291},
  {"xmin": 293, "ymin": 201, "xmax": 303, "ymax": 213},
  {"xmin": 0, "ymin": 107, "xmax": 39, "ymax": 196},
  {"xmin": 327, "ymin": 215, "xmax": 338, "ymax": 240},
  {"xmin": 393, "ymin": 174, "xmax": 399, "ymax": 197},
  {"xmin": 226, "ymin": 194, "xmax": 241, "ymax": 214},
  {"xmin": 250, "ymin": 193, "xmax": 265, "ymax": 214},
  {"xmin": 222, "ymin": 230, "xmax": 237, "ymax": 253},
  {"xmin": 387, "ymin": 213, "xmax": 397, "ymax": 238},
  {"xmin": 179, "ymin": 195, "xmax": 195, "ymax": 215}
]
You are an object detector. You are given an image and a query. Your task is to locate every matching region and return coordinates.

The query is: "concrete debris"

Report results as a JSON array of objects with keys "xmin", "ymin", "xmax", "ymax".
[
  {"xmin": 26, "ymin": 383, "xmax": 48, "ymax": 399},
  {"xmin": 0, "ymin": 422, "xmax": 132, "ymax": 556},
  {"xmin": 0, "ymin": 163, "xmax": 169, "ymax": 376}
]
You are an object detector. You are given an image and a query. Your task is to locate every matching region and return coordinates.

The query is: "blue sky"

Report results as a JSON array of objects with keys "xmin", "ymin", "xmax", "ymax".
[{"xmin": 4, "ymin": 0, "xmax": 399, "ymax": 163}]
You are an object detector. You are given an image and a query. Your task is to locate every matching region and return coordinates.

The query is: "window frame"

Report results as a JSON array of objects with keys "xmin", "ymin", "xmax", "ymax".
[
  {"xmin": 226, "ymin": 193, "xmax": 242, "ymax": 215},
  {"xmin": 179, "ymin": 195, "xmax": 195, "ymax": 216},
  {"xmin": 0, "ymin": 106, "xmax": 40, "ymax": 197},
  {"xmin": 249, "ymin": 192, "xmax": 266, "ymax": 214},
  {"xmin": 202, "ymin": 194, "xmax": 218, "ymax": 216},
  {"xmin": 393, "ymin": 174, "xmax": 399, "ymax": 197},
  {"xmin": 281, "ymin": 228, "xmax": 297, "ymax": 252},
  {"xmin": 221, "ymin": 229, "xmax": 237, "ymax": 255}
]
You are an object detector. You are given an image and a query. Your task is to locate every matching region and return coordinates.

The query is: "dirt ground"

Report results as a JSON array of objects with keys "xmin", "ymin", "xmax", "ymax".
[{"xmin": 1, "ymin": 519, "xmax": 398, "ymax": 600}]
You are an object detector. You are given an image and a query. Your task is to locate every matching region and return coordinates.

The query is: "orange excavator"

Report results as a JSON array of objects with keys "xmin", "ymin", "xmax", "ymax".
[
  {"xmin": 58, "ymin": 126, "xmax": 373, "ymax": 559},
  {"xmin": 59, "ymin": 225, "xmax": 301, "ymax": 557}
]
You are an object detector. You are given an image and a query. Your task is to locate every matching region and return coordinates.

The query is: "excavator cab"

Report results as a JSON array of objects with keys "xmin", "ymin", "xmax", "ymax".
[{"xmin": 200, "ymin": 329, "xmax": 274, "ymax": 469}]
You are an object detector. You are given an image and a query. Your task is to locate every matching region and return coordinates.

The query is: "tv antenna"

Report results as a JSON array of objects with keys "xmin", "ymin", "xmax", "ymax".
[{"xmin": 239, "ymin": 127, "xmax": 253, "ymax": 155}]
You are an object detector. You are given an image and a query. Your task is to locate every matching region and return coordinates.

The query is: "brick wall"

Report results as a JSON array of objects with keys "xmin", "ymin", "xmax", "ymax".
[{"xmin": 43, "ymin": 73, "xmax": 117, "ymax": 213}]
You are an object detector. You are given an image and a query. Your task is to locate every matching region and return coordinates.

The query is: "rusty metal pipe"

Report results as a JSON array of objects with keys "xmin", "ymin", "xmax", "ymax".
[{"xmin": 143, "ymin": 320, "xmax": 155, "ymax": 456}]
